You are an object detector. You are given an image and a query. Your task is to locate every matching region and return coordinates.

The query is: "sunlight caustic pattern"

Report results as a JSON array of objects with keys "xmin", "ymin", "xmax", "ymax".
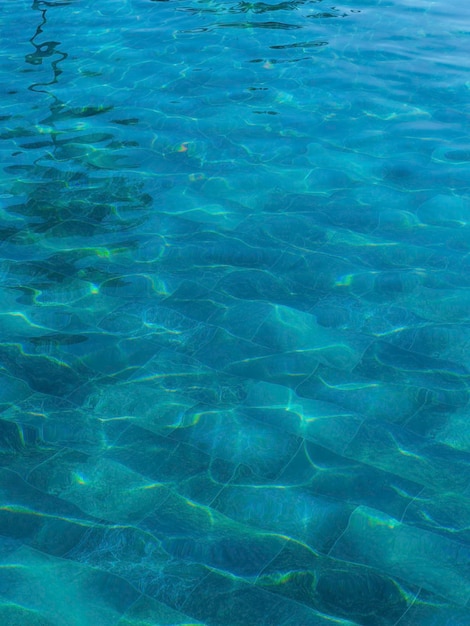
[{"xmin": 0, "ymin": 0, "xmax": 470, "ymax": 624}]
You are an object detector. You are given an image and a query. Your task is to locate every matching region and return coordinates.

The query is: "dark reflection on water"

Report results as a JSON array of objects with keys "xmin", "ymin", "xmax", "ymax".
[
  {"xmin": 3, "ymin": 0, "xmax": 148, "ymax": 310},
  {"xmin": 218, "ymin": 20, "xmax": 302, "ymax": 28},
  {"xmin": 174, "ymin": 0, "xmax": 357, "ymax": 42},
  {"xmin": 26, "ymin": 0, "xmax": 68, "ymax": 95},
  {"xmin": 270, "ymin": 39, "xmax": 328, "ymax": 48},
  {"xmin": 233, "ymin": 1, "xmax": 305, "ymax": 13},
  {"xmin": 177, "ymin": 0, "xmax": 354, "ymax": 18}
]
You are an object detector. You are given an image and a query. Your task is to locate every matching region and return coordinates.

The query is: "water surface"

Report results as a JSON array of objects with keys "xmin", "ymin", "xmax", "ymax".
[{"xmin": 1, "ymin": 0, "xmax": 470, "ymax": 624}]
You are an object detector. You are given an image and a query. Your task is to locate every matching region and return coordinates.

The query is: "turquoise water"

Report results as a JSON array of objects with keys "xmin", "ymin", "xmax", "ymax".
[{"xmin": 1, "ymin": 0, "xmax": 470, "ymax": 624}]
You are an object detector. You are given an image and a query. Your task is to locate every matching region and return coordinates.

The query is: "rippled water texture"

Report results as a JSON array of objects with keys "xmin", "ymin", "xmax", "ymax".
[{"xmin": 1, "ymin": 0, "xmax": 470, "ymax": 624}]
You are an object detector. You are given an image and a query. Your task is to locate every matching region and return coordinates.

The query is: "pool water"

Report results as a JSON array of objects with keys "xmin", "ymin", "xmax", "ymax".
[{"xmin": 1, "ymin": 0, "xmax": 470, "ymax": 624}]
